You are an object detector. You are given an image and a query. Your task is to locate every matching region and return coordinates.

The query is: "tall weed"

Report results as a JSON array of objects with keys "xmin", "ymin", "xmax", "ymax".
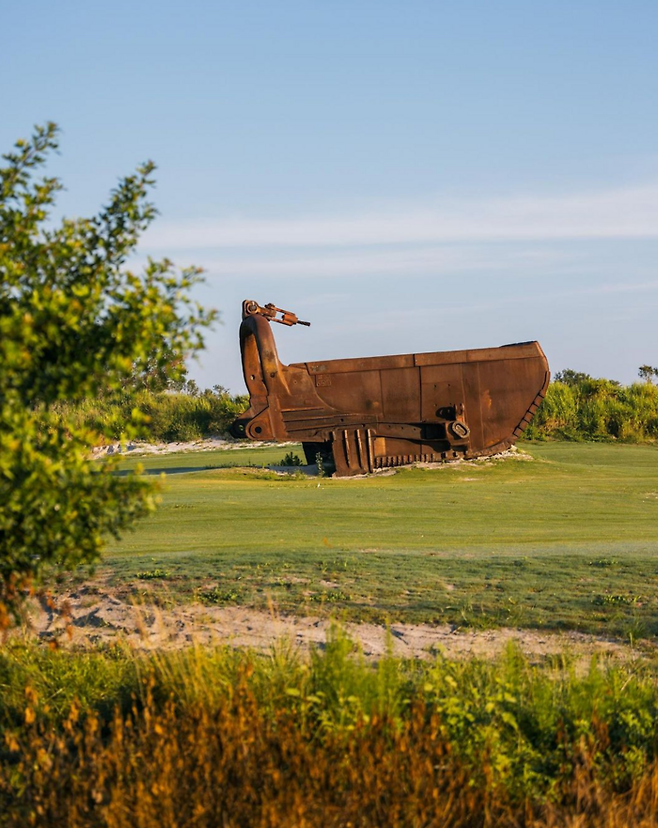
[{"xmin": 3, "ymin": 636, "xmax": 658, "ymax": 825}]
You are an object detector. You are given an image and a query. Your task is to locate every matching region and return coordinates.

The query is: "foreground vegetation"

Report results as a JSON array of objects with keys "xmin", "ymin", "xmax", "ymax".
[
  {"xmin": 3, "ymin": 634, "xmax": 658, "ymax": 826},
  {"xmin": 92, "ymin": 442, "xmax": 658, "ymax": 640},
  {"xmin": 0, "ymin": 124, "xmax": 214, "ymax": 622}
]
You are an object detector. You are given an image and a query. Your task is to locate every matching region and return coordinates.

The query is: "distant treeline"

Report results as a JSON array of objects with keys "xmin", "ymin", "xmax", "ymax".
[
  {"xmin": 59, "ymin": 371, "xmax": 658, "ymax": 446},
  {"xmin": 525, "ymin": 370, "xmax": 658, "ymax": 442},
  {"xmin": 56, "ymin": 383, "xmax": 249, "ymax": 444}
]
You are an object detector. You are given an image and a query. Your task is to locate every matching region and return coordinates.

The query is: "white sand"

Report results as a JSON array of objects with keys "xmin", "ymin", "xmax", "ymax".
[{"xmin": 21, "ymin": 589, "xmax": 642, "ymax": 666}]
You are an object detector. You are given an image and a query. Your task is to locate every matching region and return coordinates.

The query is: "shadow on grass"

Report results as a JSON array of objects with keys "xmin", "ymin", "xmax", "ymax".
[
  {"xmin": 117, "ymin": 464, "xmax": 321, "ymax": 477},
  {"xmin": 115, "ymin": 466, "xmax": 217, "ymax": 476}
]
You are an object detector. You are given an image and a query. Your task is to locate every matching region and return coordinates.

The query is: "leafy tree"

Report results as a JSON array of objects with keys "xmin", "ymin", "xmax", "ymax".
[
  {"xmin": 638, "ymin": 365, "xmax": 658, "ymax": 384},
  {"xmin": 0, "ymin": 123, "xmax": 215, "ymax": 624},
  {"xmin": 553, "ymin": 369, "xmax": 592, "ymax": 387}
]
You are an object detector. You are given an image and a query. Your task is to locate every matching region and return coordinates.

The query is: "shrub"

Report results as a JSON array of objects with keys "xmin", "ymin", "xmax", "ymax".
[
  {"xmin": 55, "ymin": 387, "xmax": 248, "ymax": 444},
  {"xmin": 526, "ymin": 374, "xmax": 658, "ymax": 443},
  {"xmin": 0, "ymin": 124, "xmax": 213, "ymax": 621}
]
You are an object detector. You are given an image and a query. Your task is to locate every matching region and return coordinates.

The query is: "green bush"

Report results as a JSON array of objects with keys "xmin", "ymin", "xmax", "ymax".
[
  {"xmin": 55, "ymin": 387, "xmax": 248, "ymax": 444},
  {"xmin": 525, "ymin": 375, "xmax": 658, "ymax": 442},
  {"xmin": 0, "ymin": 124, "xmax": 214, "ymax": 621}
]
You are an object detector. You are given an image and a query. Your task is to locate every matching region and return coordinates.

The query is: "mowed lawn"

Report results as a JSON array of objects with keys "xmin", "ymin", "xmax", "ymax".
[{"xmin": 99, "ymin": 442, "xmax": 658, "ymax": 638}]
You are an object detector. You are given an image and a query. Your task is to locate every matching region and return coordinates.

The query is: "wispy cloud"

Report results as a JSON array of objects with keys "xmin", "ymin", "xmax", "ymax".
[
  {"xmin": 322, "ymin": 279, "xmax": 658, "ymax": 335},
  {"xmin": 186, "ymin": 244, "xmax": 557, "ymax": 278},
  {"xmin": 144, "ymin": 242, "xmax": 655, "ymax": 281},
  {"xmin": 143, "ymin": 184, "xmax": 658, "ymax": 250}
]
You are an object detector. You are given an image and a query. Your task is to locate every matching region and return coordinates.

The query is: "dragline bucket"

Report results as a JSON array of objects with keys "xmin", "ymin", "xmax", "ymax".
[{"xmin": 230, "ymin": 300, "xmax": 550, "ymax": 476}]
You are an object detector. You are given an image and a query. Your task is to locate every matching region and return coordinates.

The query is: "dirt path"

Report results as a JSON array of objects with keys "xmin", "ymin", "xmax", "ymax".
[{"xmin": 18, "ymin": 589, "xmax": 644, "ymax": 664}]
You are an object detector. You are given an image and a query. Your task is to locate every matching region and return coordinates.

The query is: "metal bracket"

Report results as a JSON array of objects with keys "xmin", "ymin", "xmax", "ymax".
[{"xmin": 242, "ymin": 300, "xmax": 310, "ymax": 327}]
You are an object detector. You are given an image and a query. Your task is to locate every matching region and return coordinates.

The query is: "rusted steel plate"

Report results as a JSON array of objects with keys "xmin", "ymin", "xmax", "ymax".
[{"xmin": 230, "ymin": 300, "xmax": 550, "ymax": 476}]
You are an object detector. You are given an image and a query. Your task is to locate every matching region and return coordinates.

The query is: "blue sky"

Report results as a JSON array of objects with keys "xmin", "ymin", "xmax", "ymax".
[{"xmin": 3, "ymin": 0, "xmax": 657, "ymax": 390}]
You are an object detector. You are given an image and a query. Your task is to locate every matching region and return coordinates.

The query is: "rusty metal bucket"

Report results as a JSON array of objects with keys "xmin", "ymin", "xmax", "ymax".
[{"xmin": 230, "ymin": 300, "xmax": 549, "ymax": 476}]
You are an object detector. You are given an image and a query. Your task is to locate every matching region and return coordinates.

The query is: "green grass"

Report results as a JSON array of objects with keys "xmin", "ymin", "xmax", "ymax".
[
  {"xmin": 82, "ymin": 441, "xmax": 658, "ymax": 638},
  {"xmin": 117, "ymin": 443, "xmax": 298, "ymax": 472}
]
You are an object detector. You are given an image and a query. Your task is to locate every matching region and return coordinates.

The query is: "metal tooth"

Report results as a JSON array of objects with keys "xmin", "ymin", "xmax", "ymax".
[
  {"xmin": 366, "ymin": 429, "xmax": 375, "ymax": 472},
  {"xmin": 355, "ymin": 430, "xmax": 365, "ymax": 468},
  {"xmin": 342, "ymin": 429, "xmax": 352, "ymax": 467}
]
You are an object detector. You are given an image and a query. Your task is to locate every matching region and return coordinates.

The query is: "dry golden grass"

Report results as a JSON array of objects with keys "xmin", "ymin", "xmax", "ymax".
[
  {"xmin": 3, "ymin": 670, "xmax": 658, "ymax": 827},
  {"xmin": 4, "ymin": 631, "xmax": 658, "ymax": 827}
]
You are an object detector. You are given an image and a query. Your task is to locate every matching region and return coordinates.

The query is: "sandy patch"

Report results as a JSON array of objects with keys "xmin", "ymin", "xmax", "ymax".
[
  {"xmin": 17, "ymin": 589, "xmax": 643, "ymax": 665},
  {"xmin": 413, "ymin": 445, "xmax": 534, "ymax": 470},
  {"xmin": 91, "ymin": 437, "xmax": 294, "ymax": 458}
]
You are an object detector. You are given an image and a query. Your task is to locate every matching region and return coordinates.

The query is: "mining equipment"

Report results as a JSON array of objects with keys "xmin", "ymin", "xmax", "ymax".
[{"xmin": 230, "ymin": 300, "xmax": 549, "ymax": 477}]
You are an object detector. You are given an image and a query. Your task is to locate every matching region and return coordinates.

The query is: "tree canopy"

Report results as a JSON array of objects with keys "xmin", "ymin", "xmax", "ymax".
[
  {"xmin": 0, "ymin": 123, "xmax": 215, "ymax": 624},
  {"xmin": 638, "ymin": 365, "xmax": 658, "ymax": 384}
]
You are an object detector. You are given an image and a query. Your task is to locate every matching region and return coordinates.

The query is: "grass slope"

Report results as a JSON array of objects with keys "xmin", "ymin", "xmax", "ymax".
[{"xmin": 93, "ymin": 442, "xmax": 658, "ymax": 638}]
